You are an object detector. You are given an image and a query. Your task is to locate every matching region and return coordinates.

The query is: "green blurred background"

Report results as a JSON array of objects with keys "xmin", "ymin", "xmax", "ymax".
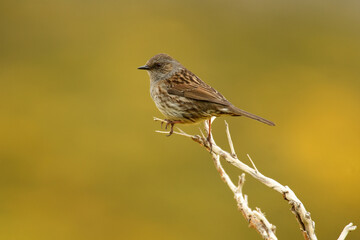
[{"xmin": 1, "ymin": 0, "xmax": 359, "ymax": 239}]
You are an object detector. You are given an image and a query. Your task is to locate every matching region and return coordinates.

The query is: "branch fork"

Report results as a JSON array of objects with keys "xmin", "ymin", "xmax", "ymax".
[{"xmin": 154, "ymin": 117, "xmax": 356, "ymax": 240}]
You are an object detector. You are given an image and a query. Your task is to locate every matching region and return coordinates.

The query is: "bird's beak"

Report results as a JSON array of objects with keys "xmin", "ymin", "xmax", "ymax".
[{"xmin": 137, "ymin": 65, "xmax": 150, "ymax": 70}]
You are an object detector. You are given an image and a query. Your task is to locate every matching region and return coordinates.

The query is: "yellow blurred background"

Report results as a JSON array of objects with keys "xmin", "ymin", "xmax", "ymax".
[{"xmin": 0, "ymin": 1, "xmax": 359, "ymax": 239}]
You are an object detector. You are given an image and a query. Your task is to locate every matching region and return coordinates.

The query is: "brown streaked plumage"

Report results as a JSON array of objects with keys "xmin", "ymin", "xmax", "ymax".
[{"xmin": 138, "ymin": 53, "xmax": 275, "ymax": 138}]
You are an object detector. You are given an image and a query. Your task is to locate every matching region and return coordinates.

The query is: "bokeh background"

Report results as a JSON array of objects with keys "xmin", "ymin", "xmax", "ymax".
[{"xmin": 1, "ymin": 0, "xmax": 359, "ymax": 239}]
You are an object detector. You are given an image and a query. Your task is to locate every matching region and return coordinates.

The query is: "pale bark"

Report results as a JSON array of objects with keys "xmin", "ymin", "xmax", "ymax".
[{"xmin": 154, "ymin": 117, "xmax": 356, "ymax": 240}]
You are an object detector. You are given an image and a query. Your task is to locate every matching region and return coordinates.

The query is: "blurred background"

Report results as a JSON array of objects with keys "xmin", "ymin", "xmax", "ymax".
[{"xmin": 0, "ymin": 0, "xmax": 359, "ymax": 239}]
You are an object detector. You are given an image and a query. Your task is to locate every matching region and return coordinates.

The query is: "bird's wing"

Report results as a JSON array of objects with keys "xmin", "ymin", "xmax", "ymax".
[{"xmin": 167, "ymin": 71, "xmax": 230, "ymax": 106}]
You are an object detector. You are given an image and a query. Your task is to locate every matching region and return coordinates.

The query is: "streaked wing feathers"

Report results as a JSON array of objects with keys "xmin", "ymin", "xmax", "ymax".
[{"xmin": 167, "ymin": 70, "xmax": 230, "ymax": 106}]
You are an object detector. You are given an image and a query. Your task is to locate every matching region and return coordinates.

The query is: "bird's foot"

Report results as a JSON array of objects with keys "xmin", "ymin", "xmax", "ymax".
[
  {"xmin": 166, "ymin": 123, "xmax": 175, "ymax": 137},
  {"xmin": 206, "ymin": 119, "xmax": 213, "ymax": 152},
  {"xmin": 206, "ymin": 134, "xmax": 213, "ymax": 152},
  {"xmin": 163, "ymin": 120, "xmax": 182, "ymax": 137}
]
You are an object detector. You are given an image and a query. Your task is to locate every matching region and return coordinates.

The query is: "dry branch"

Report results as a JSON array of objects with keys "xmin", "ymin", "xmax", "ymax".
[
  {"xmin": 154, "ymin": 117, "xmax": 356, "ymax": 240},
  {"xmin": 337, "ymin": 223, "xmax": 357, "ymax": 240}
]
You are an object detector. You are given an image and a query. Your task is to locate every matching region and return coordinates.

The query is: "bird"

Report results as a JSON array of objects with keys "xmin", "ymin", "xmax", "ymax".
[{"xmin": 138, "ymin": 53, "xmax": 275, "ymax": 141}]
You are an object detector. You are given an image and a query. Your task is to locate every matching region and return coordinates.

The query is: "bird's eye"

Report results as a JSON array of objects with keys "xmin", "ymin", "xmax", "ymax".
[{"xmin": 155, "ymin": 63, "xmax": 161, "ymax": 68}]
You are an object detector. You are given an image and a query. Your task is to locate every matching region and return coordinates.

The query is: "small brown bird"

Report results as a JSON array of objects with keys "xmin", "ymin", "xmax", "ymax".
[{"xmin": 138, "ymin": 53, "xmax": 275, "ymax": 139}]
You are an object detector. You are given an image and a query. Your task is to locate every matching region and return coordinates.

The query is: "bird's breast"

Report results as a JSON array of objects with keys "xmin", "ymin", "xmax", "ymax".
[{"xmin": 149, "ymin": 81, "xmax": 223, "ymax": 123}]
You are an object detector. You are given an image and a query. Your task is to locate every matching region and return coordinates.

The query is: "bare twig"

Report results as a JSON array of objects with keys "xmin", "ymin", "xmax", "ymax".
[
  {"xmin": 154, "ymin": 117, "xmax": 356, "ymax": 239},
  {"xmin": 154, "ymin": 116, "xmax": 167, "ymax": 123},
  {"xmin": 225, "ymin": 120, "xmax": 237, "ymax": 158},
  {"xmin": 211, "ymin": 153, "xmax": 277, "ymax": 239},
  {"xmin": 247, "ymin": 154, "xmax": 259, "ymax": 173},
  {"xmin": 338, "ymin": 223, "xmax": 357, "ymax": 240}
]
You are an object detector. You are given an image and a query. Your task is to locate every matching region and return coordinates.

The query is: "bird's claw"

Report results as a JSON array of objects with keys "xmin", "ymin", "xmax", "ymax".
[
  {"xmin": 164, "ymin": 120, "xmax": 174, "ymax": 136},
  {"xmin": 166, "ymin": 129, "xmax": 173, "ymax": 137}
]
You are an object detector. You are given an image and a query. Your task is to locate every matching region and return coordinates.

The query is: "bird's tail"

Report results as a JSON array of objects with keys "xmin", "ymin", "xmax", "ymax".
[{"xmin": 227, "ymin": 105, "xmax": 275, "ymax": 126}]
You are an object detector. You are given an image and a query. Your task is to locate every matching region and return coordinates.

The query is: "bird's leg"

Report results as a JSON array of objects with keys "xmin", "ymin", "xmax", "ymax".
[
  {"xmin": 165, "ymin": 120, "xmax": 182, "ymax": 137},
  {"xmin": 164, "ymin": 119, "xmax": 170, "ymax": 129},
  {"xmin": 207, "ymin": 119, "xmax": 212, "ymax": 151},
  {"xmin": 167, "ymin": 122, "xmax": 175, "ymax": 137}
]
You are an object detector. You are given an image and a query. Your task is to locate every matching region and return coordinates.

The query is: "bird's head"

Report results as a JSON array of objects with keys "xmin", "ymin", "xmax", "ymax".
[{"xmin": 138, "ymin": 53, "xmax": 182, "ymax": 81}]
